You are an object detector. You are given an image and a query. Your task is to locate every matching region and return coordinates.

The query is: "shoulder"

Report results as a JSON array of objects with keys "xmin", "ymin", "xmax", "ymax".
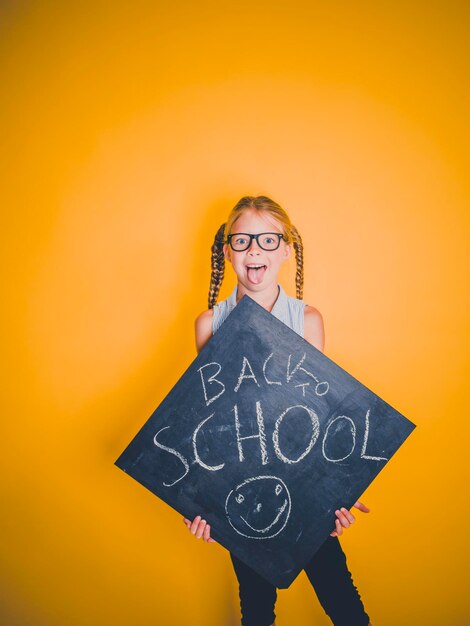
[
  {"xmin": 194, "ymin": 308, "xmax": 214, "ymax": 354},
  {"xmin": 303, "ymin": 304, "xmax": 325, "ymax": 352},
  {"xmin": 304, "ymin": 304, "xmax": 323, "ymax": 323},
  {"xmin": 195, "ymin": 307, "xmax": 214, "ymax": 329}
]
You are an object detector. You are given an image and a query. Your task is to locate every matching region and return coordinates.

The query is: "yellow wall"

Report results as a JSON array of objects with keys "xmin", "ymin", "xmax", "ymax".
[{"xmin": 1, "ymin": 2, "xmax": 468, "ymax": 625}]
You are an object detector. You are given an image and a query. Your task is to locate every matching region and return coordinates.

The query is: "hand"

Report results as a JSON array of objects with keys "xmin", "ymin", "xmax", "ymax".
[
  {"xmin": 330, "ymin": 501, "xmax": 370, "ymax": 537},
  {"xmin": 183, "ymin": 515, "xmax": 217, "ymax": 543}
]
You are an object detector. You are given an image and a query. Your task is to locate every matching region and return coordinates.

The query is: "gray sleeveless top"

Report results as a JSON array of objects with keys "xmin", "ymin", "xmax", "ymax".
[{"xmin": 212, "ymin": 283, "xmax": 308, "ymax": 337}]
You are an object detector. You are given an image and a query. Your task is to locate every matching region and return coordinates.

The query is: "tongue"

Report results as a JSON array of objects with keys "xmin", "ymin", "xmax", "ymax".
[{"xmin": 247, "ymin": 266, "xmax": 267, "ymax": 284}]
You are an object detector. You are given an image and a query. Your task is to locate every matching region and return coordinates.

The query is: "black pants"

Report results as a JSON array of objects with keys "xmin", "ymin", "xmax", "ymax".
[{"xmin": 230, "ymin": 536, "xmax": 370, "ymax": 626}]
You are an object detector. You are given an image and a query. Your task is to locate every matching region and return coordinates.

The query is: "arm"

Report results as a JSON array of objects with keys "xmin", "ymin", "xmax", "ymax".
[
  {"xmin": 304, "ymin": 305, "xmax": 371, "ymax": 537},
  {"xmin": 183, "ymin": 308, "xmax": 217, "ymax": 543},
  {"xmin": 194, "ymin": 308, "xmax": 214, "ymax": 354},
  {"xmin": 303, "ymin": 305, "xmax": 325, "ymax": 352}
]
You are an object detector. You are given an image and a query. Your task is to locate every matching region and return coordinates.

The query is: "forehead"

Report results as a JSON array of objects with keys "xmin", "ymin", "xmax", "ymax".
[{"xmin": 231, "ymin": 209, "xmax": 283, "ymax": 233}]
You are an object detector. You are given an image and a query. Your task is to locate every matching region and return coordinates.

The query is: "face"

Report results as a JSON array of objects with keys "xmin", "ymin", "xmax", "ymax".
[
  {"xmin": 225, "ymin": 475, "xmax": 292, "ymax": 540},
  {"xmin": 223, "ymin": 209, "xmax": 291, "ymax": 292}
]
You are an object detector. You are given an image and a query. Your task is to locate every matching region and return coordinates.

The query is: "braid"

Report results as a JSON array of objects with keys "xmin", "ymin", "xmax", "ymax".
[
  {"xmin": 208, "ymin": 223, "xmax": 226, "ymax": 309},
  {"xmin": 291, "ymin": 224, "xmax": 304, "ymax": 300}
]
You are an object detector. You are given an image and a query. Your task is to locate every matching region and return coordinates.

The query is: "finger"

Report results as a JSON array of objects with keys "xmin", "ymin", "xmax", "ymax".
[
  {"xmin": 353, "ymin": 501, "xmax": 370, "ymax": 513},
  {"xmin": 335, "ymin": 509, "xmax": 350, "ymax": 528},
  {"xmin": 335, "ymin": 518, "xmax": 343, "ymax": 535},
  {"xmin": 330, "ymin": 530, "xmax": 338, "ymax": 537},
  {"xmin": 183, "ymin": 518, "xmax": 191, "ymax": 528},
  {"xmin": 190, "ymin": 515, "xmax": 201, "ymax": 534},
  {"xmin": 206, "ymin": 524, "xmax": 217, "ymax": 544},
  {"xmin": 195, "ymin": 519, "xmax": 207, "ymax": 539},
  {"xmin": 203, "ymin": 523, "xmax": 211, "ymax": 542},
  {"xmin": 339, "ymin": 507, "xmax": 355, "ymax": 524}
]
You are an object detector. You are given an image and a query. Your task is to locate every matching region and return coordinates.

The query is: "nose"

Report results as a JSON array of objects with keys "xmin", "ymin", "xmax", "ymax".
[{"xmin": 247, "ymin": 237, "xmax": 262, "ymax": 254}]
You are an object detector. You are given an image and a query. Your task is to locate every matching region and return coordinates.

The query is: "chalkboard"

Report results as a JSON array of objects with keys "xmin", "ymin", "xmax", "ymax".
[{"xmin": 115, "ymin": 294, "xmax": 416, "ymax": 588}]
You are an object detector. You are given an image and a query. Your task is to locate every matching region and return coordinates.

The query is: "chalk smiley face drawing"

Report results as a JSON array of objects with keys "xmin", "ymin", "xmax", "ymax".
[{"xmin": 225, "ymin": 475, "xmax": 292, "ymax": 539}]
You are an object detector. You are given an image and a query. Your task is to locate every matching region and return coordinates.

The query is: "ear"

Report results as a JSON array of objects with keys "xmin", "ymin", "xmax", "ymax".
[
  {"xmin": 223, "ymin": 242, "xmax": 231, "ymax": 263},
  {"xmin": 284, "ymin": 242, "xmax": 292, "ymax": 260}
]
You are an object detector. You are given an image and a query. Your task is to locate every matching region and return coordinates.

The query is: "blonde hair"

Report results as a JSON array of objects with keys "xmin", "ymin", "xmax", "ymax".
[{"xmin": 208, "ymin": 195, "xmax": 304, "ymax": 309}]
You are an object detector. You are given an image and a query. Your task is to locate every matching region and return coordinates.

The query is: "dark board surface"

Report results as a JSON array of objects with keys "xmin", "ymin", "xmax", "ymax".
[{"xmin": 115, "ymin": 294, "xmax": 416, "ymax": 588}]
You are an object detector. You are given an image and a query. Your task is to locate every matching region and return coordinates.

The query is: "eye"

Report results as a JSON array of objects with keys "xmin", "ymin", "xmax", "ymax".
[
  {"xmin": 275, "ymin": 484, "xmax": 282, "ymax": 496},
  {"xmin": 234, "ymin": 236, "xmax": 247, "ymax": 245},
  {"xmin": 236, "ymin": 493, "xmax": 245, "ymax": 504}
]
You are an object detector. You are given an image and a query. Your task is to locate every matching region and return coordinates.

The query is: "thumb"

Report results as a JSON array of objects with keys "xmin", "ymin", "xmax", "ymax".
[{"xmin": 353, "ymin": 500, "xmax": 370, "ymax": 513}]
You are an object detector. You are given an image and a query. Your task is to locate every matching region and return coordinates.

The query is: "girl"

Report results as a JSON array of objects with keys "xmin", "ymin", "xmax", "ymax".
[{"xmin": 183, "ymin": 195, "xmax": 372, "ymax": 626}]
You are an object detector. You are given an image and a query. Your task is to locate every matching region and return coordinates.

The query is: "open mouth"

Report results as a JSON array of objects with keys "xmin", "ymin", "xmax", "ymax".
[{"xmin": 246, "ymin": 264, "xmax": 267, "ymax": 284}]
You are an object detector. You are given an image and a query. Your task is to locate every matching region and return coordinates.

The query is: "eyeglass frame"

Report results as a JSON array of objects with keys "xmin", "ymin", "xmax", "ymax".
[{"xmin": 225, "ymin": 232, "xmax": 286, "ymax": 251}]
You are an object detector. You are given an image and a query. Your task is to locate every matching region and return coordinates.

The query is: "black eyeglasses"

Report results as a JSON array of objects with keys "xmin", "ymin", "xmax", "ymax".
[{"xmin": 226, "ymin": 232, "xmax": 285, "ymax": 251}]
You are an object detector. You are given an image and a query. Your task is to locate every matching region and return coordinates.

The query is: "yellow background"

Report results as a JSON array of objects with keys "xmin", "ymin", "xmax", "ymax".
[{"xmin": 1, "ymin": 2, "xmax": 469, "ymax": 625}]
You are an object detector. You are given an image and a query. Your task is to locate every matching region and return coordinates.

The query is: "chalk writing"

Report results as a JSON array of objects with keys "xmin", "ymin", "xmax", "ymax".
[
  {"xmin": 198, "ymin": 351, "xmax": 329, "ymax": 407},
  {"xmin": 152, "ymin": 401, "xmax": 389, "ymax": 487},
  {"xmin": 225, "ymin": 476, "xmax": 292, "ymax": 539}
]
